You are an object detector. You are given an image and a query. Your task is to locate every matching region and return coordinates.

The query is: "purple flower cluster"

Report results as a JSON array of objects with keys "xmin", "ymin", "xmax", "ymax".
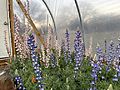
[
  {"xmin": 106, "ymin": 41, "xmax": 115, "ymax": 72},
  {"xmin": 112, "ymin": 39, "xmax": 120, "ymax": 81},
  {"xmin": 116, "ymin": 39, "xmax": 120, "ymax": 77},
  {"xmin": 90, "ymin": 45, "xmax": 106, "ymax": 89},
  {"xmin": 94, "ymin": 40, "xmax": 120, "ymax": 82},
  {"xmin": 96, "ymin": 45, "xmax": 104, "ymax": 76},
  {"xmin": 65, "ymin": 29, "xmax": 71, "ymax": 63},
  {"xmin": 90, "ymin": 60, "xmax": 99, "ymax": 90},
  {"xmin": 27, "ymin": 34, "xmax": 44, "ymax": 90},
  {"xmin": 14, "ymin": 76, "xmax": 26, "ymax": 90},
  {"xmin": 96, "ymin": 45, "xmax": 104, "ymax": 66},
  {"xmin": 74, "ymin": 31, "xmax": 84, "ymax": 78},
  {"xmin": 50, "ymin": 53, "xmax": 57, "ymax": 68},
  {"xmin": 116, "ymin": 40, "xmax": 120, "ymax": 61},
  {"xmin": 61, "ymin": 40, "xmax": 67, "ymax": 63}
]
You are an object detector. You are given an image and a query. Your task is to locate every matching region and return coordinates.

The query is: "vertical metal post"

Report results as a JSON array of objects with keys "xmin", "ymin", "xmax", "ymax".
[{"xmin": 8, "ymin": 0, "xmax": 15, "ymax": 59}]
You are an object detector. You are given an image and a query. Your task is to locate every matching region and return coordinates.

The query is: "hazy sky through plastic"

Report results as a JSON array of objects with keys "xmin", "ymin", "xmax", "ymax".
[
  {"xmin": 44, "ymin": 0, "xmax": 120, "ymax": 15},
  {"xmin": 60, "ymin": 0, "xmax": 120, "ymax": 15},
  {"xmin": 13, "ymin": 0, "xmax": 120, "ymax": 52},
  {"xmin": 13, "ymin": 0, "xmax": 120, "ymax": 37},
  {"xmin": 16, "ymin": 0, "xmax": 120, "ymax": 24}
]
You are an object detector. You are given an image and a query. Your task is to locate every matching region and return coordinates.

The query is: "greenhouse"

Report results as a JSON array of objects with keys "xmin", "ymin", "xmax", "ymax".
[{"xmin": 0, "ymin": 0, "xmax": 120, "ymax": 90}]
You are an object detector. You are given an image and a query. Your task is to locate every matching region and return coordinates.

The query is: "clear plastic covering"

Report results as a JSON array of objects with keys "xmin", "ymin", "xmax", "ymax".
[
  {"xmin": 14, "ymin": 0, "xmax": 120, "ymax": 55},
  {"xmin": 0, "ymin": 0, "xmax": 11, "ymax": 58}
]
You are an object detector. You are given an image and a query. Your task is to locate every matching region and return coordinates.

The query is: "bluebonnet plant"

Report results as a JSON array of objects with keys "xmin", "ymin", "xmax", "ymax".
[
  {"xmin": 112, "ymin": 39, "xmax": 120, "ymax": 81},
  {"xmin": 116, "ymin": 38, "xmax": 120, "ymax": 77},
  {"xmin": 106, "ymin": 41, "xmax": 115, "ymax": 72},
  {"xmin": 115, "ymin": 40, "xmax": 120, "ymax": 61},
  {"xmin": 14, "ymin": 76, "xmax": 26, "ymax": 90},
  {"xmin": 61, "ymin": 40, "xmax": 67, "ymax": 63},
  {"xmin": 50, "ymin": 53, "xmax": 57, "ymax": 68},
  {"xmin": 96, "ymin": 44, "xmax": 104, "ymax": 66},
  {"xmin": 27, "ymin": 34, "xmax": 44, "ymax": 90},
  {"xmin": 96, "ymin": 45, "xmax": 104, "ymax": 79},
  {"xmin": 65, "ymin": 29, "xmax": 71, "ymax": 63},
  {"xmin": 74, "ymin": 31, "xmax": 84, "ymax": 78},
  {"xmin": 90, "ymin": 59, "xmax": 99, "ymax": 90}
]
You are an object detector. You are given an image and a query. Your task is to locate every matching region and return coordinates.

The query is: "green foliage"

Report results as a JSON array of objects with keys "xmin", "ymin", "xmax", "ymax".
[
  {"xmin": 10, "ymin": 56, "xmax": 120, "ymax": 90},
  {"xmin": 10, "ymin": 58, "xmax": 37, "ymax": 89}
]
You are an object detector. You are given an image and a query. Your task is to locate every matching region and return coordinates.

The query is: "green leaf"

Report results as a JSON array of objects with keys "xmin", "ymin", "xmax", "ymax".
[
  {"xmin": 15, "ymin": 69, "xmax": 19, "ymax": 75},
  {"xmin": 107, "ymin": 84, "xmax": 113, "ymax": 90}
]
